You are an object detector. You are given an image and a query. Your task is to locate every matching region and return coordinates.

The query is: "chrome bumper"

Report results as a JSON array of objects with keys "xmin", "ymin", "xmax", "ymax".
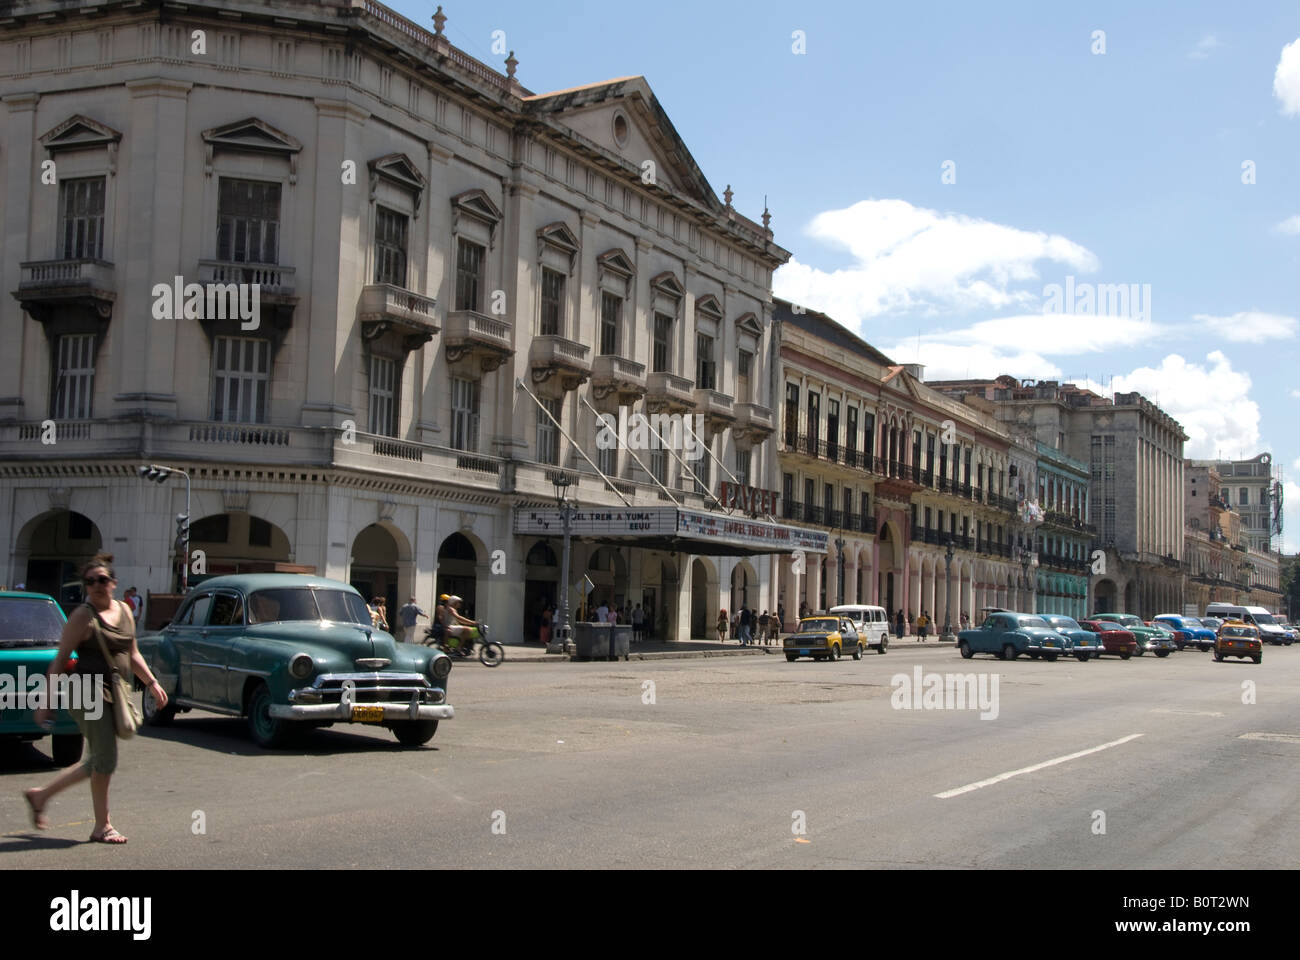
[{"xmin": 270, "ymin": 702, "xmax": 455, "ymax": 721}]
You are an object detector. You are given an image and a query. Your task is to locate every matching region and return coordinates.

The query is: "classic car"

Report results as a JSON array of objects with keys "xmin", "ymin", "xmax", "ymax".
[
  {"xmin": 784, "ymin": 616, "xmax": 863, "ymax": 661},
  {"xmin": 136, "ymin": 574, "xmax": 454, "ymax": 748},
  {"xmin": 1039, "ymin": 614, "xmax": 1101, "ymax": 661},
  {"xmin": 1090, "ymin": 613, "xmax": 1175, "ymax": 657},
  {"xmin": 1078, "ymin": 619, "xmax": 1137, "ymax": 659},
  {"xmin": 1153, "ymin": 614, "xmax": 1216, "ymax": 651},
  {"xmin": 1214, "ymin": 621, "xmax": 1262, "ymax": 664},
  {"xmin": 0, "ymin": 591, "xmax": 84, "ymax": 766},
  {"xmin": 957, "ymin": 612, "xmax": 1072, "ymax": 661}
]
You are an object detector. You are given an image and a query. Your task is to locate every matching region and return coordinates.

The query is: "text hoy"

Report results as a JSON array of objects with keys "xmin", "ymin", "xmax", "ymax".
[
  {"xmin": 151, "ymin": 275, "xmax": 260, "ymax": 329},
  {"xmin": 50, "ymin": 891, "xmax": 151, "ymax": 941}
]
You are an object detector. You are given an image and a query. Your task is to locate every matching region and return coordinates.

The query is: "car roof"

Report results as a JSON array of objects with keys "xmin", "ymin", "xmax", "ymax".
[
  {"xmin": 0, "ymin": 591, "xmax": 61, "ymax": 602},
  {"xmin": 184, "ymin": 574, "xmax": 361, "ymax": 594}
]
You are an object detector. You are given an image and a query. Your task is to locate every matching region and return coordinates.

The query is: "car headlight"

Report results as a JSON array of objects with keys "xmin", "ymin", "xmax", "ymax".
[
  {"xmin": 289, "ymin": 653, "xmax": 314, "ymax": 680},
  {"xmin": 430, "ymin": 655, "xmax": 452, "ymax": 680}
]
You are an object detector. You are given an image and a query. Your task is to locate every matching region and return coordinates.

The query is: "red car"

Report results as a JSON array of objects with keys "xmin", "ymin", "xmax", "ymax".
[{"xmin": 1079, "ymin": 619, "xmax": 1137, "ymax": 659}]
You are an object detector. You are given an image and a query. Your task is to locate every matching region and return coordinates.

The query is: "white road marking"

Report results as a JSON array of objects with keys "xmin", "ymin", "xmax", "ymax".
[
  {"xmin": 935, "ymin": 733, "xmax": 1145, "ymax": 799},
  {"xmin": 1150, "ymin": 708, "xmax": 1224, "ymax": 717},
  {"xmin": 1238, "ymin": 732, "xmax": 1300, "ymax": 743}
]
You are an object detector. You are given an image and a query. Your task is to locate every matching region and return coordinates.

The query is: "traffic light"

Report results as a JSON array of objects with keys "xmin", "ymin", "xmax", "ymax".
[
  {"xmin": 139, "ymin": 464, "xmax": 173, "ymax": 483},
  {"xmin": 175, "ymin": 513, "xmax": 190, "ymax": 552}
]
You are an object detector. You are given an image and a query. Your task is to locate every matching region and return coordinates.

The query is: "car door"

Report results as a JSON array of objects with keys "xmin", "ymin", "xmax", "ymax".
[
  {"xmin": 973, "ymin": 615, "xmax": 1003, "ymax": 654},
  {"xmin": 167, "ymin": 594, "xmax": 211, "ymax": 700},
  {"xmin": 201, "ymin": 591, "xmax": 246, "ymax": 710},
  {"xmin": 182, "ymin": 593, "xmax": 227, "ymax": 705}
]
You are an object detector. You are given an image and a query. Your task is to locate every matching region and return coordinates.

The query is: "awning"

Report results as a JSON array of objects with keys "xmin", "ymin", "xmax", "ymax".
[{"xmin": 514, "ymin": 505, "xmax": 828, "ymax": 557}]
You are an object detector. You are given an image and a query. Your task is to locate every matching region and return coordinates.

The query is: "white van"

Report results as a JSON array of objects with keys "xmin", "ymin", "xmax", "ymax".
[
  {"xmin": 828, "ymin": 604, "xmax": 889, "ymax": 654},
  {"xmin": 1204, "ymin": 603, "xmax": 1290, "ymax": 645}
]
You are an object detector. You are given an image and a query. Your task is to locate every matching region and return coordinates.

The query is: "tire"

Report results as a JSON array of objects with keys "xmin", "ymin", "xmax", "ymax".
[
  {"xmin": 392, "ymin": 720, "xmax": 438, "ymax": 746},
  {"xmin": 51, "ymin": 733, "xmax": 83, "ymax": 767},
  {"xmin": 852, "ymin": 643, "xmax": 863, "ymax": 661},
  {"xmin": 879, "ymin": 635, "xmax": 889, "ymax": 655},
  {"xmin": 1155, "ymin": 650, "xmax": 1170, "ymax": 658},
  {"xmin": 1042, "ymin": 651, "xmax": 1059, "ymax": 663},
  {"xmin": 1134, "ymin": 646, "xmax": 1145, "ymax": 656},
  {"xmin": 246, "ymin": 683, "xmax": 294, "ymax": 749},
  {"xmin": 479, "ymin": 642, "xmax": 505, "ymax": 667},
  {"xmin": 142, "ymin": 684, "xmax": 178, "ymax": 726},
  {"xmin": 1027, "ymin": 651, "xmax": 1040, "ymax": 660},
  {"xmin": 1252, "ymin": 655, "xmax": 1262, "ymax": 664},
  {"xmin": 829, "ymin": 644, "xmax": 841, "ymax": 662},
  {"xmin": 1001, "ymin": 644, "xmax": 1018, "ymax": 661},
  {"xmin": 1120, "ymin": 651, "xmax": 1132, "ymax": 660},
  {"xmin": 1213, "ymin": 651, "xmax": 1224, "ymax": 662},
  {"xmin": 959, "ymin": 640, "xmax": 973, "ymax": 659},
  {"xmin": 1075, "ymin": 652, "xmax": 1090, "ymax": 662},
  {"xmin": 786, "ymin": 654, "xmax": 798, "ymax": 662}
]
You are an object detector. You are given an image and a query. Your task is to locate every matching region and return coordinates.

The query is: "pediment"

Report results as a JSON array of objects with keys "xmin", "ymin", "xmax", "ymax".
[
  {"xmin": 694, "ymin": 294, "xmax": 723, "ymax": 321},
  {"xmin": 735, "ymin": 311, "xmax": 762, "ymax": 337},
  {"xmin": 650, "ymin": 271, "xmax": 685, "ymax": 299},
  {"xmin": 538, "ymin": 221, "xmax": 580, "ymax": 273},
  {"xmin": 202, "ymin": 117, "xmax": 302, "ymax": 156},
  {"xmin": 597, "ymin": 248, "xmax": 634, "ymax": 277},
  {"xmin": 451, "ymin": 189, "xmax": 503, "ymax": 225},
  {"xmin": 369, "ymin": 153, "xmax": 426, "ymax": 215},
  {"xmin": 40, "ymin": 114, "xmax": 122, "ymax": 153}
]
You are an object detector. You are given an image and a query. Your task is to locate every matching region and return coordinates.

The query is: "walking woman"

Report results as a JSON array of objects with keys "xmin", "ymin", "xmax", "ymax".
[{"xmin": 23, "ymin": 554, "xmax": 168, "ymax": 844}]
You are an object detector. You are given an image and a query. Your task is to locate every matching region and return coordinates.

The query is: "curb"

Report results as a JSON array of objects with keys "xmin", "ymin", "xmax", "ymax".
[{"xmin": 491, "ymin": 640, "xmax": 960, "ymax": 664}]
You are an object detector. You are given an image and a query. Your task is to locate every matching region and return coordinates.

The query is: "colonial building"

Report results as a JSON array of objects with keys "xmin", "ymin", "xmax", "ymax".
[
  {"xmin": 1183, "ymin": 464, "xmax": 1250, "ymax": 611},
  {"xmin": 0, "ymin": 0, "xmax": 816, "ymax": 640},
  {"xmin": 1191, "ymin": 454, "xmax": 1283, "ymax": 553}
]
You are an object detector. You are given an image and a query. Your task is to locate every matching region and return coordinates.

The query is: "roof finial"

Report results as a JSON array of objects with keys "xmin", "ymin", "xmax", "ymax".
[
  {"xmin": 723, "ymin": 184, "xmax": 733, "ymax": 208},
  {"xmin": 762, "ymin": 196, "xmax": 771, "ymax": 231},
  {"xmin": 432, "ymin": 5, "xmax": 447, "ymax": 36},
  {"xmin": 505, "ymin": 50, "xmax": 518, "ymax": 78}
]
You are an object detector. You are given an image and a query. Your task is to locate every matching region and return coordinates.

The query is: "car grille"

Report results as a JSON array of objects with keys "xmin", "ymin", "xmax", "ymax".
[{"xmin": 302, "ymin": 673, "xmax": 443, "ymax": 705}]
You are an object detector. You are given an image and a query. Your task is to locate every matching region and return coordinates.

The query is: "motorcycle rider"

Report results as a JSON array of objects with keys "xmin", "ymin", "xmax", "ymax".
[
  {"xmin": 427, "ymin": 594, "xmax": 450, "ymax": 646},
  {"xmin": 442, "ymin": 595, "xmax": 478, "ymax": 655}
]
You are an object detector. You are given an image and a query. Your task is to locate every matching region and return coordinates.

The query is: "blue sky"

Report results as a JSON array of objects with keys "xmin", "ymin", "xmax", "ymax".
[{"xmin": 392, "ymin": 0, "xmax": 1300, "ymax": 551}]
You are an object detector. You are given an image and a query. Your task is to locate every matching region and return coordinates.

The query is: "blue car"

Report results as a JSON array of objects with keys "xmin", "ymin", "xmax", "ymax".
[
  {"xmin": 1040, "ymin": 614, "xmax": 1102, "ymax": 661},
  {"xmin": 958, "ymin": 612, "xmax": 1073, "ymax": 662},
  {"xmin": 1153, "ymin": 614, "xmax": 1216, "ymax": 652},
  {"xmin": 0, "ymin": 591, "xmax": 84, "ymax": 766}
]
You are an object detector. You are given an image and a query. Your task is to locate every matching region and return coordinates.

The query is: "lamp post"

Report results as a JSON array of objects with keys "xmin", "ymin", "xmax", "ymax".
[
  {"xmin": 139, "ymin": 464, "xmax": 191, "ymax": 593},
  {"xmin": 942, "ymin": 537, "xmax": 956, "ymax": 640},
  {"xmin": 549, "ymin": 475, "xmax": 576, "ymax": 654},
  {"xmin": 1018, "ymin": 543, "xmax": 1033, "ymax": 614},
  {"xmin": 835, "ymin": 522, "xmax": 846, "ymax": 608}
]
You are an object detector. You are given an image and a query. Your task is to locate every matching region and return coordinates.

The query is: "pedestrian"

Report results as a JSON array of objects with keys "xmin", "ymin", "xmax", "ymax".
[
  {"xmin": 631, "ymin": 603, "xmax": 644, "ymax": 643},
  {"xmin": 717, "ymin": 608, "xmax": 728, "ymax": 643},
  {"xmin": 644, "ymin": 606, "xmax": 655, "ymax": 641},
  {"xmin": 917, "ymin": 610, "xmax": 929, "ymax": 640},
  {"xmin": 596, "ymin": 599, "xmax": 610, "ymax": 624},
  {"xmin": 123, "ymin": 587, "xmax": 142, "ymax": 621},
  {"xmin": 539, "ymin": 602, "xmax": 552, "ymax": 647},
  {"xmin": 369, "ymin": 597, "xmax": 389, "ymax": 631},
  {"xmin": 777, "ymin": 603, "xmax": 786, "ymax": 637},
  {"xmin": 960, "ymin": 611, "xmax": 970, "ymax": 629},
  {"xmin": 739, "ymin": 606, "xmax": 752, "ymax": 645},
  {"xmin": 800, "ymin": 600, "xmax": 810, "ymax": 620},
  {"xmin": 24, "ymin": 553, "xmax": 168, "ymax": 844},
  {"xmin": 895, "ymin": 609, "xmax": 905, "ymax": 638},
  {"xmin": 606, "ymin": 604, "xmax": 618, "ymax": 625},
  {"xmin": 397, "ymin": 596, "xmax": 427, "ymax": 644},
  {"xmin": 758, "ymin": 610, "xmax": 770, "ymax": 645}
]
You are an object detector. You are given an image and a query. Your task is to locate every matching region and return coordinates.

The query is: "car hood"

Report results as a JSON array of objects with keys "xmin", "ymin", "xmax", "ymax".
[
  {"xmin": 244, "ymin": 621, "xmax": 400, "ymax": 662},
  {"xmin": 1056, "ymin": 628, "xmax": 1096, "ymax": 644},
  {"xmin": 1023, "ymin": 627, "xmax": 1071, "ymax": 644}
]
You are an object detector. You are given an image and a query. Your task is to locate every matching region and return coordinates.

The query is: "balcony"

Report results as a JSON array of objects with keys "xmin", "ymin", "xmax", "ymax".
[
  {"xmin": 911, "ymin": 522, "xmax": 924, "ymax": 541},
  {"xmin": 197, "ymin": 260, "xmax": 297, "ymax": 302},
  {"xmin": 842, "ymin": 446, "xmax": 863, "ymax": 469},
  {"xmin": 733, "ymin": 402, "xmax": 775, "ymax": 445},
  {"xmin": 590, "ymin": 355, "xmax": 647, "ymax": 409},
  {"xmin": 693, "ymin": 388, "xmax": 736, "ymax": 432},
  {"xmin": 644, "ymin": 371, "xmax": 696, "ymax": 413},
  {"xmin": 14, "ymin": 259, "xmax": 116, "ymax": 321},
  {"xmin": 783, "ymin": 499, "xmax": 801, "ymax": 520},
  {"xmin": 445, "ymin": 309, "xmax": 513, "ymax": 373},
  {"xmin": 987, "ymin": 492, "xmax": 1017, "ymax": 513},
  {"xmin": 529, "ymin": 335, "xmax": 591, "ymax": 391},
  {"xmin": 357, "ymin": 283, "xmax": 439, "ymax": 347},
  {"xmin": 859, "ymin": 514, "xmax": 877, "ymax": 535}
]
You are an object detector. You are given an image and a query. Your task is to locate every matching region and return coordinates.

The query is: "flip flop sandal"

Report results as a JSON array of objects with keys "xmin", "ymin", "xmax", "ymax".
[
  {"xmin": 24, "ymin": 790, "xmax": 49, "ymax": 830},
  {"xmin": 89, "ymin": 827, "xmax": 128, "ymax": 844}
]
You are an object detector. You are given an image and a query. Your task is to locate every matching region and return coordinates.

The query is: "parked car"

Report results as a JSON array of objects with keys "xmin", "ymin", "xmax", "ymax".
[
  {"xmin": 1090, "ymin": 613, "xmax": 1175, "ymax": 657},
  {"xmin": 784, "ymin": 616, "xmax": 863, "ymax": 661},
  {"xmin": 828, "ymin": 604, "xmax": 889, "ymax": 654},
  {"xmin": 136, "ymin": 574, "xmax": 454, "ymax": 748},
  {"xmin": 1214, "ymin": 621, "xmax": 1262, "ymax": 664},
  {"xmin": 1078, "ymin": 619, "xmax": 1138, "ymax": 659},
  {"xmin": 1039, "ymin": 615, "xmax": 1101, "ymax": 661},
  {"xmin": 1153, "ymin": 614, "xmax": 1216, "ymax": 651},
  {"xmin": 957, "ymin": 612, "xmax": 1072, "ymax": 661},
  {"xmin": 0, "ymin": 591, "xmax": 84, "ymax": 766},
  {"xmin": 1205, "ymin": 603, "xmax": 1290, "ymax": 645},
  {"xmin": 1146, "ymin": 621, "xmax": 1188, "ymax": 651}
]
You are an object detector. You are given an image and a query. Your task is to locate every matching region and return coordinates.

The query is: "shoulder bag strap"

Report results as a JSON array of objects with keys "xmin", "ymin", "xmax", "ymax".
[{"xmin": 90, "ymin": 605, "xmax": 123, "ymax": 678}]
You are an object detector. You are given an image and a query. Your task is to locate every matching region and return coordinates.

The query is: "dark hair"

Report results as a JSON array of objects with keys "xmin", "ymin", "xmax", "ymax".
[{"xmin": 80, "ymin": 553, "xmax": 116, "ymax": 580}]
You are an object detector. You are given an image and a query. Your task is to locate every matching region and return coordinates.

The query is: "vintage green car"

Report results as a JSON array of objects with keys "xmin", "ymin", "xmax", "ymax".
[
  {"xmin": 1090, "ymin": 612, "xmax": 1176, "ymax": 657},
  {"xmin": 137, "ymin": 574, "xmax": 453, "ymax": 748},
  {"xmin": 0, "ymin": 591, "xmax": 84, "ymax": 766}
]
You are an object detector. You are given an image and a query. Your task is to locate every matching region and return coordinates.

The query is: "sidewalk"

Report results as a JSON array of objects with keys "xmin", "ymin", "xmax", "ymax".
[{"xmin": 491, "ymin": 635, "xmax": 956, "ymax": 663}]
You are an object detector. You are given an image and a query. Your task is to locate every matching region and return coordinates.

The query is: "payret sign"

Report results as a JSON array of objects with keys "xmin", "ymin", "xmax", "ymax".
[{"xmin": 717, "ymin": 481, "xmax": 779, "ymax": 516}]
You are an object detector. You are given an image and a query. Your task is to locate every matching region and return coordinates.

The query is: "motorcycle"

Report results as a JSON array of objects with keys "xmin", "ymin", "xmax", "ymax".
[{"xmin": 423, "ymin": 620, "xmax": 504, "ymax": 667}]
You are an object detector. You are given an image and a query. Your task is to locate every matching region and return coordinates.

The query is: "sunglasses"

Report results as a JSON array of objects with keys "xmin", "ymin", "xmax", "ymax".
[{"xmin": 83, "ymin": 575, "xmax": 114, "ymax": 587}]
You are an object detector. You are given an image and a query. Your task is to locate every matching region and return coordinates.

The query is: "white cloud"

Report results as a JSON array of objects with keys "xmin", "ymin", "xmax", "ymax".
[
  {"xmin": 1290, "ymin": 389, "xmax": 1300, "ymax": 400},
  {"xmin": 1189, "ymin": 34, "xmax": 1222, "ymax": 60},
  {"xmin": 1193, "ymin": 310, "xmax": 1297, "ymax": 343},
  {"xmin": 1110, "ymin": 352, "xmax": 1260, "ymax": 460},
  {"xmin": 773, "ymin": 198, "xmax": 1098, "ymax": 322},
  {"xmin": 1274, "ymin": 215, "xmax": 1300, "ymax": 235},
  {"xmin": 1274, "ymin": 38, "xmax": 1300, "ymax": 115},
  {"xmin": 1281, "ymin": 472, "xmax": 1300, "ymax": 555}
]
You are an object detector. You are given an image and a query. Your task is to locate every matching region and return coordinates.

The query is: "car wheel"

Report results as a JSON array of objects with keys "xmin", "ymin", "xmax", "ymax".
[
  {"xmin": 1043, "ymin": 651, "xmax": 1059, "ymax": 662},
  {"xmin": 392, "ymin": 720, "xmax": 438, "ymax": 746},
  {"xmin": 1002, "ymin": 644, "xmax": 1018, "ymax": 661},
  {"xmin": 1027, "ymin": 651, "xmax": 1041, "ymax": 660},
  {"xmin": 1213, "ymin": 651, "xmax": 1224, "ymax": 662},
  {"xmin": 1252, "ymin": 655, "xmax": 1262, "ymax": 664},
  {"xmin": 246, "ymin": 683, "xmax": 294, "ymax": 749},
  {"xmin": 879, "ymin": 635, "xmax": 889, "ymax": 655},
  {"xmin": 51, "ymin": 733, "xmax": 84, "ymax": 767},
  {"xmin": 852, "ymin": 643, "xmax": 863, "ymax": 661},
  {"xmin": 1155, "ymin": 650, "xmax": 1170, "ymax": 658},
  {"xmin": 959, "ymin": 640, "xmax": 973, "ymax": 659},
  {"xmin": 1134, "ymin": 646, "xmax": 1145, "ymax": 656},
  {"xmin": 1119, "ymin": 651, "xmax": 1132, "ymax": 660},
  {"xmin": 829, "ymin": 644, "xmax": 841, "ymax": 662},
  {"xmin": 785, "ymin": 654, "xmax": 798, "ymax": 662},
  {"xmin": 1075, "ymin": 651, "xmax": 1091, "ymax": 662},
  {"xmin": 141, "ymin": 684, "xmax": 178, "ymax": 726}
]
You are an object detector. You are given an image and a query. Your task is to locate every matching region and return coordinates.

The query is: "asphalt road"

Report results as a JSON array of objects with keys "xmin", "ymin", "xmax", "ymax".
[{"xmin": 2, "ymin": 643, "xmax": 1297, "ymax": 869}]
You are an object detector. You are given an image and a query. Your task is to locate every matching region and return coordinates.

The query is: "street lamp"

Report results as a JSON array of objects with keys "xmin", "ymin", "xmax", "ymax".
[
  {"xmin": 1017, "ymin": 541, "xmax": 1033, "ymax": 614},
  {"xmin": 139, "ymin": 464, "xmax": 191, "ymax": 593},
  {"xmin": 549, "ymin": 474, "xmax": 576, "ymax": 654},
  {"xmin": 942, "ymin": 536, "xmax": 956, "ymax": 640},
  {"xmin": 835, "ymin": 520, "xmax": 846, "ymax": 608}
]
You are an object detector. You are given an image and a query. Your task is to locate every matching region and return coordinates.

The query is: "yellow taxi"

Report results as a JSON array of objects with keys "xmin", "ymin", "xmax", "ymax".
[{"xmin": 1214, "ymin": 620, "xmax": 1262, "ymax": 664}]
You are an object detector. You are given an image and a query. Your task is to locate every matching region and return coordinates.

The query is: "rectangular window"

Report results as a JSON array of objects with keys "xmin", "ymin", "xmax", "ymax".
[
  {"xmin": 846, "ymin": 406, "xmax": 858, "ymax": 452},
  {"xmin": 600, "ymin": 292, "xmax": 621, "ymax": 355},
  {"xmin": 52, "ymin": 333, "xmax": 95, "ymax": 420},
  {"xmin": 455, "ymin": 238, "xmax": 484, "ymax": 312},
  {"xmin": 737, "ymin": 349, "xmax": 752, "ymax": 403},
  {"xmin": 696, "ymin": 333, "xmax": 715, "ymax": 389},
  {"xmin": 807, "ymin": 392, "xmax": 820, "ymax": 447},
  {"xmin": 373, "ymin": 207, "xmax": 408, "ymax": 287},
  {"xmin": 653, "ymin": 313, "xmax": 673, "ymax": 372},
  {"xmin": 60, "ymin": 177, "xmax": 106, "ymax": 260},
  {"xmin": 450, "ymin": 377, "xmax": 479, "ymax": 452},
  {"xmin": 783, "ymin": 472, "xmax": 794, "ymax": 516},
  {"xmin": 368, "ymin": 355, "xmax": 396, "ymax": 436},
  {"xmin": 827, "ymin": 399, "xmax": 840, "ymax": 458},
  {"xmin": 217, "ymin": 178, "xmax": 280, "ymax": 264},
  {"xmin": 212, "ymin": 336, "xmax": 270, "ymax": 423},
  {"xmin": 597, "ymin": 442, "xmax": 617, "ymax": 480},
  {"xmin": 804, "ymin": 478, "xmax": 815, "ymax": 521},
  {"xmin": 784, "ymin": 383, "xmax": 799, "ymax": 444},
  {"xmin": 540, "ymin": 267, "xmax": 564, "ymax": 336},
  {"xmin": 737, "ymin": 450, "xmax": 752, "ymax": 488},
  {"xmin": 864, "ymin": 412, "xmax": 875, "ymax": 461},
  {"xmin": 693, "ymin": 438, "xmax": 711, "ymax": 495},
  {"xmin": 536, "ymin": 396, "xmax": 561, "ymax": 465},
  {"xmin": 649, "ymin": 447, "xmax": 667, "ymax": 486}
]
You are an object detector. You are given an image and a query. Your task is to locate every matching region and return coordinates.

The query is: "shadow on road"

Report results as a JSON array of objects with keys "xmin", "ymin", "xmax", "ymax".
[{"xmin": 133, "ymin": 714, "xmax": 443, "ymax": 757}]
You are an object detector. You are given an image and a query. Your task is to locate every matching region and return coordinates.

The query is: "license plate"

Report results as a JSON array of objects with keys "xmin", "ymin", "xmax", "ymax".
[
  {"xmin": 799, "ymin": 649, "xmax": 810, "ymax": 655},
  {"xmin": 351, "ymin": 705, "xmax": 385, "ymax": 723}
]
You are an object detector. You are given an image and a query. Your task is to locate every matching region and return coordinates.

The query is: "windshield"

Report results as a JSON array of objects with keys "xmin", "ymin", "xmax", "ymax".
[
  {"xmin": 247, "ymin": 588, "xmax": 373, "ymax": 626},
  {"xmin": 1251, "ymin": 613, "xmax": 1277, "ymax": 626},
  {"xmin": 799, "ymin": 619, "xmax": 838, "ymax": 633},
  {"xmin": 0, "ymin": 597, "xmax": 65, "ymax": 646},
  {"xmin": 1221, "ymin": 626, "xmax": 1256, "ymax": 638},
  {"xmin": 1017, "ymin": 616, "xmax": 1050, "ymax": 629},
  {"xmin": 1047, "ymin": 616, "xmax": 1080, "ymax": 631},
  {"xmin": 1201, "ymin": 617, "xmax": 1223, "ymax": 629},
  {"xmin": 1180, "ymin": 618, "xmax": 1204, "ymax": 628}
]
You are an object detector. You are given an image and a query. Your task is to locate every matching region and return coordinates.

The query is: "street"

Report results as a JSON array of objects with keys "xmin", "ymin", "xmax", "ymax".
[{"xmin": 2, "ymin": 645, "xmax": 1298, "ymax": 869}]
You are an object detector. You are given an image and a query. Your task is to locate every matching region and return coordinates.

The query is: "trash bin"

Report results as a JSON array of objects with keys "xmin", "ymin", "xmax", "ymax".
[
  {"xmin": 572, "ymin": 622, "xmax": 610, "ymax": 661},
  {"xmin": 609, "ymin": 624, "xmax": 631, "ymax": 661}
]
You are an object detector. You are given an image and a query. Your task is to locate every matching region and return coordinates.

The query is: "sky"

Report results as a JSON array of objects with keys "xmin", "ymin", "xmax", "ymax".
[{"xmin": 391, "ymin": 0, "xmax": 1300, "ymax": 552}]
